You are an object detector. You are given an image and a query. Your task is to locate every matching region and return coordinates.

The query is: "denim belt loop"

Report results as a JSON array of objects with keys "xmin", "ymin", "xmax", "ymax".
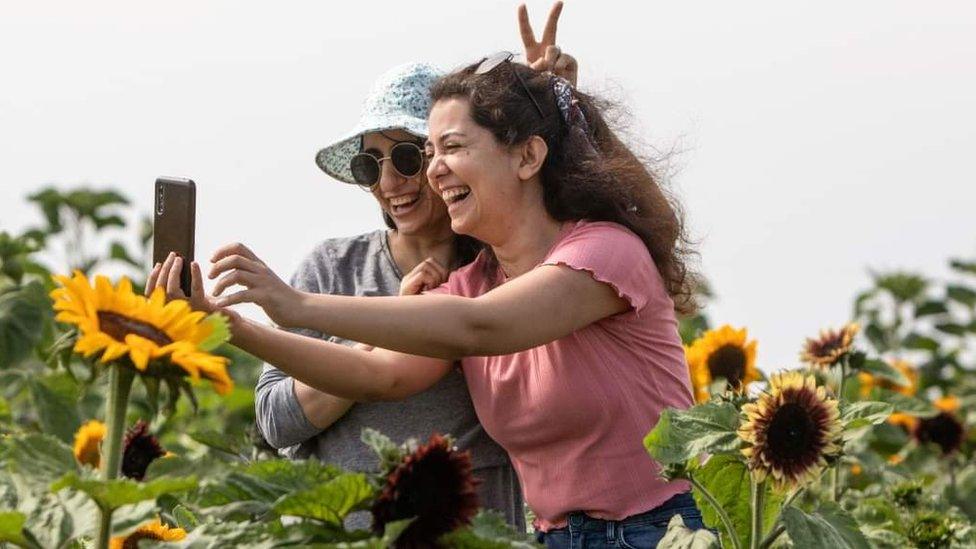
[
  {"xmin": 606, "ymin": 520, "xmax": 616, "ymax": 544},
  {"xmin": 568, "ymin": 513, "xmax": 585, "ymax": 528}
]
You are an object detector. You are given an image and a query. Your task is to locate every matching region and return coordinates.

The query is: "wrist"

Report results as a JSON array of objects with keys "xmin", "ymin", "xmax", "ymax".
[{"xmin": 278, "ymin": 289, "xmax": 308, "ymax": 329}]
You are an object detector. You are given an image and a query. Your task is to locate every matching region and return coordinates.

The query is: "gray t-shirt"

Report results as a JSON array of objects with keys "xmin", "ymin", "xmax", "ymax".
[{"xmin": 254, "ymin": 230, "xmax": 521, "ymax": 525}]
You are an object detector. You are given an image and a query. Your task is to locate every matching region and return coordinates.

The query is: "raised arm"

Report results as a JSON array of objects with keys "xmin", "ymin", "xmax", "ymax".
[
  {"xmin": 148, "ymin": 253, "xmax": 452, "ymax": 403},
  {"xmin": 207, "ymin": 243, "xmax": 629, "ymax": 360}
]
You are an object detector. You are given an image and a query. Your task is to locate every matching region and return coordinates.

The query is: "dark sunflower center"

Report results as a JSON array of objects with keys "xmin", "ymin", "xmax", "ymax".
[
  {"xmin": 811, "ymin": 336, "xmax": 843, "ymax": 357},
  {"xmin": 707, "ymin": 344, "xmax": 746, "ymax": 386},
  {"xmin": 915, "ymin": 413, "xmax": 964, "ymax": 455},
  {"xmin": 97, "ymin": 312, "xmax": 172, "ymax": 346},
  {"xmin": 765, "ymin": 402, "xmax": 817, "ymax": 462}
]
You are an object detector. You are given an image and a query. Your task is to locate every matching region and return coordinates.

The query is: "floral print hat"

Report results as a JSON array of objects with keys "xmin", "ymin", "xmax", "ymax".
[{"xmin": 315, "ymin": 62, "xmax": 444, "ymax": 185}]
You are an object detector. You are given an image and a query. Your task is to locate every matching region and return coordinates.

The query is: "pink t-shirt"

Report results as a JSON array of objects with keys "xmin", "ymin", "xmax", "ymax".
[{"xmin": 428, "ymin": 220, "xmax": 693, "ymax": 530}]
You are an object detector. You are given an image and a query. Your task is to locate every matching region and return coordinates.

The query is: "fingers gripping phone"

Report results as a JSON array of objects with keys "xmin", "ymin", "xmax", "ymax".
[{"xmin": 152, "ymin": 177, "xmax": 196, "ymax": 296}]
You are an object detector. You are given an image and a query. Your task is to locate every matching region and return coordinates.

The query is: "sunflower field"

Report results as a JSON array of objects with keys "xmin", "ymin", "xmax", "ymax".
[{"xmin": 1, "ymin": 186, "xmax": 974, "ymax": 548}]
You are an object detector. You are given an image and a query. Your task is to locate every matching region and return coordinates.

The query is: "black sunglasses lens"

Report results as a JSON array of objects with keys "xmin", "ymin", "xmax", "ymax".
[
  {"xmin": 350, "ymin": 154, "xmax": 379, "ymax": 187},
  {"xmin": 391, "ymin": 143, "xmax": 423, "ymax": 178}
]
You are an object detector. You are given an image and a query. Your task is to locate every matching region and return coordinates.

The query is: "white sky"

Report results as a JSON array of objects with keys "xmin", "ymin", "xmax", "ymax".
[{"xmin": 2, "ymin": 0, "xmax": 975, "ymax": 370}]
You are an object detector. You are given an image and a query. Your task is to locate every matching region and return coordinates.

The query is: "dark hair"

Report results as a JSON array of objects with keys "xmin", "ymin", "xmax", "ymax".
[{"xmin": 429, "ymin": 61, "xmax": 697, "ymax": 313}]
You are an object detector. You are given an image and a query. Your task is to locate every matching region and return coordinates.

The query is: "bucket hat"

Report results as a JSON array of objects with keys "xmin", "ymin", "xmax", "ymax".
[{"xmin": 315, "ymin": 62, "xmax": 443, "ymax": 185}]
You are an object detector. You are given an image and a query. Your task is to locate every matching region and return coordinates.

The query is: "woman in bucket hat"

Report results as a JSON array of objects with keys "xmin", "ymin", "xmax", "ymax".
[
  {"xmin": 254, "ymin": 61, "xmax": 525, "ymax": 529},
  {"xmin": 148, "ymin": 3, "xmax": 577, "ymax": 531}
]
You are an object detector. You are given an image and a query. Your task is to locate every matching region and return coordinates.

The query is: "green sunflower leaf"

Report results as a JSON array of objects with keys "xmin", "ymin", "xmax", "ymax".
[
  {"xmin": 946, "ymin": 284, "xmax": 976, "ymax": 307},
  {"xmin": 27, "ymin": 373, "xmax": 82, "ymax": 444},
  {"xmin": 198, "ymin": 313, "xmax": 231, "ymax": 351},
  {"xmin": 272, "ymin": 472, "xmax": 374, "ymax": 525},
  {"xmin": 858, "ymin": 359, "xmax": 910, "ymax": 386},
  {"xmin": 0, "ymin": 280, "xmax": 51, "ymax": 368},
  {"xmin": 439, "ymin": 510, "xmax": 538, "ymax": 548},
  {"xmin": 657, "ymin": 515, "xmax": 720, "ymax": 549},
  {"xmin": 913, "ymin": 300, "xmax": 948, "ymax": 317},
  {"xmin": 361, "ymin": 428, "xmax": 405, "ymax": 475},
  {"xmin": 51, "ymin": 472, "xmax": 197, "ymax": 512},
  {"xmin": 901, "ymin": 333, "xmax": 939, "ymax": 352},
  {"xmin": 839, "ymin": 401, "xmax": 893, "ymax": 431},
  {"xmin": 0, "ymin": 511, "xmax": 30, "ymax": 547},
  {"xmin": 690, "ymin": 454, "xmax": 780, "ymax": 549},
  {"xmin": 867, "ymin": 389, "xmax": 937, "ymax": 417},
  {"xmin": 643, "ymin": 402, "xmax": 741, "ymax": 464},
  {"xmin": 781, "ymin": 502, "xmax": 870, "ymax": 549},
  {"xmin": 1, "ymin": 433, "xmax": 79, "ymax": 486}
]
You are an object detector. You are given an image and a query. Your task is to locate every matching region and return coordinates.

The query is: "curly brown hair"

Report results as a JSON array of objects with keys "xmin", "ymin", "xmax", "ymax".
[{"xmin": 430, "ymin": 59, "xmax": 698, "ymax": 313}]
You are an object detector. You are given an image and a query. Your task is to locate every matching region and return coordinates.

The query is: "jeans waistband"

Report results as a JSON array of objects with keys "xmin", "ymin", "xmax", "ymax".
[{"xmin": 564, "ymin": 492, "xmax": 696, "ymax": 531}]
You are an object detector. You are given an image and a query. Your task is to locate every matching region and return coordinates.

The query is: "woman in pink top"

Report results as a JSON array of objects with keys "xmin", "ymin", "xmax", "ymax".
[{"xmin": 156, "ymin": 54, "xmax": 705, "ymax": 547}]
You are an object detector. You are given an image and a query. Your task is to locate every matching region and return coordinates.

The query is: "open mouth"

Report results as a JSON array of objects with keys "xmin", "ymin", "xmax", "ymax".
[
  {"xmin": 441, "ymin": 186, "xmax": 471, "ymax": 208},
  {"xmin": 388, "ymin": 193, "xmax": 421, "ymax": 215}
]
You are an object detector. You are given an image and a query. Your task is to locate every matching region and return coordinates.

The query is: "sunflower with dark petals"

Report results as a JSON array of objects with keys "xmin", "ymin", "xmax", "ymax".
[
  {"xmin": 109, "ymin": 518, "xmax": 185, "ymax": 549},
  {"xmin": 371, "ymin": 434, "xmax": 480, "ymax": 548},
  {"xmin": 121, "ymin": 420, "xmax": 166, "ymax": 480},
  {"xmin": 685, "ymin": 325, "xmax": 760, "ymax": 403},
  {"xmin": 739, "ymin": 371, "xmax": 843, "ymax": 490},
  {"xmin": 799, "ymin": 323, "xmax": 859, "ymax": 369},
  {"xmin": 913, "ymin": 395, "xmax": 966, "ymax": 456}
]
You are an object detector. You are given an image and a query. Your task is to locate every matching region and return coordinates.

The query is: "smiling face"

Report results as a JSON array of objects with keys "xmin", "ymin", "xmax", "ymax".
[
  {"xmin": 361, "ymin": 129, "xmax": 451, "ymax": 236},
  {"xmin": 425, "ymin": 98, "xmax": 527, "ymax": 242}
]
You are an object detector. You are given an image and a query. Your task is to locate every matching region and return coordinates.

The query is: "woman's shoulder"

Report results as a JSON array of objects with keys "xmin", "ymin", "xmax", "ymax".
[
  {"xmin": 555, "ymin": 220, "xmax": 646, "ymax": 255},
  {"xmin": 299, "ymin": 230, "xmax": 386, "ymax": 268}
]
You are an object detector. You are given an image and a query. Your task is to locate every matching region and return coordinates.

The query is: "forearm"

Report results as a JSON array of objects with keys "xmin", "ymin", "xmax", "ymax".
[
  {"xmin": 292, "ymin": 379, "xmax": 355, "ymax": 429},
  {"xmin": 287, "ymin": 293, "xmax": 483, "ymax": 360},
  {"xmin": 231, "ymin": 317, "xmax": 397, "ymax": 401}
]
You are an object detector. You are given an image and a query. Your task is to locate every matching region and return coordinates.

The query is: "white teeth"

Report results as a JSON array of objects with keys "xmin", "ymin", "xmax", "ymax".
[
  {"xmin": 441, "ymin": 187, "xmax": 471, "ymax": 202},
  {"xmin": 389, "ymin": 194, "xmax": 419, "ymax": 206}
]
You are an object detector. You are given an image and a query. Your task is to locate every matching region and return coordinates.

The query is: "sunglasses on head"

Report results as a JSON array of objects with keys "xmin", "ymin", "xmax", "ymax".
[
  {"xmin": 349, "ymin": 140, "xmax": 426, "ymax": 189},
  {"xmin": 475, "ymin": 51, "xmax": 545, "ymax": 119}
]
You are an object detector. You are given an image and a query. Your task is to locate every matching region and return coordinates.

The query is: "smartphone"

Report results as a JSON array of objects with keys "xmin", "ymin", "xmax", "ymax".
[{"xmin": 152, "ymin": 177, "xmax": 196, "ymax": 296}]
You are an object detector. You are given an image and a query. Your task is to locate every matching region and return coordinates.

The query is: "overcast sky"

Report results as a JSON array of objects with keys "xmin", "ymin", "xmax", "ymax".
[{"xmin": 2, "ymin": 0, "xmax": 974, "ymax": 370}]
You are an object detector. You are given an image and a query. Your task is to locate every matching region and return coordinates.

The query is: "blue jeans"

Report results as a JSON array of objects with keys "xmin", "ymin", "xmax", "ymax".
[{"xmin": 535, "ymin": 492, "xmax": 708, "ymax": 549}]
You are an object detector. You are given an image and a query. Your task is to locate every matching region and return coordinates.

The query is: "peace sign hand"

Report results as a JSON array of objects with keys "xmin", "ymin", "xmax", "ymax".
[{"xmin": 518, "ymin": 1, "xmax": 578, "ymax": 86}]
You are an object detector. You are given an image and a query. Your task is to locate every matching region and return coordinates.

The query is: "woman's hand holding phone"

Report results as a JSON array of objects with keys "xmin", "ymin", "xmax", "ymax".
[{"xmin": 146, "ymin": 252, "xmax": 240, "ymax": 320}]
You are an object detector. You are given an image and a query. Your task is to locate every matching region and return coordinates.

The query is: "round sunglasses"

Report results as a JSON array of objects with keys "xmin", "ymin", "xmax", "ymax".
[{"xmin": 349, "ymin": 141, "xmax": 426, "ymax": 189}]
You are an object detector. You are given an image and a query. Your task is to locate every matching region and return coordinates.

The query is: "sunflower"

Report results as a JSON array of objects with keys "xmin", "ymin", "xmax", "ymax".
[
  {"xmin": 50, "ymin": 272, "xmax": 232, "ymax": 394},
  {"xmin": 685, "ymin": 325, "xmax": 760, "ymax": 403},
  {"xmin": 73, "ymin": 419, "xmax": 106, "ymax": 468},
  {"xmin": 934, "ymin": 395, "xmax": 960, "ymax": 413},
  {"xmin": 914, "ymin": 409, "xmax": 965, "ymax": 456},
  {"xmin": 109, "ymin": 519, "xmax": 186, "ymax": 549},
  {"xmin": 888, "ymin": 412, "xmax": 918, "ymax": 432},
  {"xmin": 121, "ymin": 420, "xmax": 166, "ymax": 480},
  {"xmin": 858, "ymin": 359, "xmax": 917, "ymax": 397},
  {"xmin": 371, "ymin": 434, "xmax": 480, "ymax": 548},
  {"xmin": 799, "ymin": 323, "xmax": 859, "ymax": 369},
  {"xmin": 739, "ymin": 371, "xmax": 843, "ymax": 491}
]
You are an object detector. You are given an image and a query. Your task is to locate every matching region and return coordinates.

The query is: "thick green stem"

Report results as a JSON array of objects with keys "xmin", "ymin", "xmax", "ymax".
[
  {"xmin": 759, "ymin": 524, "xmax": 786, "ymax": 549},
  {"xmin": 831, "ymin": 358, "xmax": 848, "ymax": 502},
  {"xmin": 750, "ymin": 480, "xmax": 765, "ymax": 549},
  {"xmin": 95, "ymin": 364, "xmax": 135, "ymax": 549},
  {"xmin": 688, "ymin": 474, "xmax": 743, "ymax": 549}
]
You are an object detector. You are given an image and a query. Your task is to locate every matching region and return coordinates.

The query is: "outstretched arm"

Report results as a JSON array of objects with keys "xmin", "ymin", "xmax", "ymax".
[
  {"xmin": 147, "ymin": 253, "xmax": 452, "ymax": 402},
  {"xmin": 207, "ymin": 243, "xmax": 629, "ymax": 361}
]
